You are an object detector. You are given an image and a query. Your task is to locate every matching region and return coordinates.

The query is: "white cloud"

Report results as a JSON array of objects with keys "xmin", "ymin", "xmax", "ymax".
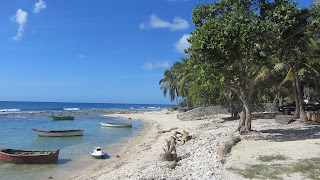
[
  {"xmin": 33, "ymin": 0, "xmax": 47, "ymax": 13},
  {"xmin": 10, "ymin": 9, "xmax": 28, "ymax": 40},
  {"xmin": 174, "ymin": 34, "xmax": 191, "ymax": 53},
  {"xmin": 139, "ymin": 14, "xmax": 189, "ymax": 31},
  {"xmin": 142, "ymin": 61, "xmax": 170, "ymax": 70}
]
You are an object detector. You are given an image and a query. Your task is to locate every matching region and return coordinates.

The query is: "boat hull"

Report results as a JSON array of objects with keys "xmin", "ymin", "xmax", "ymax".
[
  {"xmin": 90, "ymin": 152, "xmax": 106, "ymax": 159},
  {"xmin": 0, "ymin": 148, "xmax": 59, "ymax": 164},
  {"xmin": 51, "ymin": 116, "xmax": 74, "ymax": 120},
  {"xmin": 99, "ymin": 122, "xmax": 132, "ymax": 128},
  {"xmin": 90, "ymin": 153, "xmax": 105, "ymax": 159},
  {"xmin": 32, "ymin": 129, "xmax": 84, "ymax": 137}
]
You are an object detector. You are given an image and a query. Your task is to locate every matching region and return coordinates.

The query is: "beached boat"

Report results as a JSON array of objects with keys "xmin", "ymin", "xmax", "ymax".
[
  {"xmin": 51, "ymin": 116, "xmax": 74, "ymax": 120},
  {"xmin": 32, "ymin": 129, "xmax": 84, "ymax": 137},
  {"xmin": 99, "ymin": 122, "xmax": 132, "ymax": 128},
  {"xmin": 0, "ymin": 148, "xmax": 59, "ymax": 164},
  {"xmin": 90, "ymin": 147, "xmax": 106, "ymax": 159}
]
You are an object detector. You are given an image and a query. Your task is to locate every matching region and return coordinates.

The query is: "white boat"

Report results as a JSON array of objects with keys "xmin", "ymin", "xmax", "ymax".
[
  {"xmin": 99, "ymin": 122, "xmax": 132, "ymax": 128},
  {"xmin": 90, "ymin": 147, "xmax": 106, "ymax": 159},
  {"xmin": 32, "ymin": 129, "xmax": 84, "ymax": 137}
]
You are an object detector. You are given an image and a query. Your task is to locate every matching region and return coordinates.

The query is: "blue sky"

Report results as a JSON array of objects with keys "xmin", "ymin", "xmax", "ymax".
[{"xmin": 0, "ymin": 0, "xmax": 314, "ymax": 104}]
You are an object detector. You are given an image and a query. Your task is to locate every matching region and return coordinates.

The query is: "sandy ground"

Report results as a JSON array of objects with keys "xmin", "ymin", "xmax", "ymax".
[{"xmin": 69, "ymin": 110, "xmax": 320, "ymax": 180}]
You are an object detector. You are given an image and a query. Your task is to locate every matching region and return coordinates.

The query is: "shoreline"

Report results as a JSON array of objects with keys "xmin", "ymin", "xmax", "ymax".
[
  {"xmin": 69, "ymin": 109, "xmax": 230, "ymax": 179},
  {"xmin": 69, "ymin": 110, "xmax": 320, "ymax": 179},
  {"xmin": 68, "ymin": 111, "xmax": 163, "ymax": 179}
]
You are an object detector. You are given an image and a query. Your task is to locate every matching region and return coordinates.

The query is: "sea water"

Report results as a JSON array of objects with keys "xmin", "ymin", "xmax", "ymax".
[{"xmin": 0, "ymin": 101, "xmax": 172, "ymax": 180}]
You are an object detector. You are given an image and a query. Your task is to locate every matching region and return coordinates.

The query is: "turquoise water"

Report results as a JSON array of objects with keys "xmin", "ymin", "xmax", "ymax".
[{"xmin": 0, "ymin": 107, "xmax": 149, "ymax": 179}]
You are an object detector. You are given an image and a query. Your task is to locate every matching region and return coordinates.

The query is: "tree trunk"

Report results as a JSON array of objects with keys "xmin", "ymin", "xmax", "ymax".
[
  {"xmin": 237, "ymin": 89, "xmax": 252, "ymax": 133},
  {"xmin": 294, "ymin": 70, "xmax": 307, "ymax": 121},
  {"xmin": 292, "ymin": 69, "xmax": 300, "ymax": 119},
  {"xmin": 225, "ymin": 90, "xmax": 237, "ymax": 117},
  {"xmin": 216, "ymin": 134, "xmax": 241, "ymax": 163},
  {"xmin": 279, "ymin": 96, "xmax": 284, "ymax": 107},
  {"xmin": 274, "ymin": 81, "xmax": 284, "ymax": 111},
  {"xmin": 315, "ymin": 78, "xmax": 320, "ymax": 102},
  {"xmin": 183, "ymin": 91, "xmax": 189, "ymax": 108},
  {"xmin": 175, "ymin": 91, "xmax": 179, "ymax": 108}
]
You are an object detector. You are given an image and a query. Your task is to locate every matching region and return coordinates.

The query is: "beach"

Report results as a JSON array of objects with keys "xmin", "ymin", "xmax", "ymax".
[{"xmin": 69, "ymin": 109, "xmax": 320, "ymax": 180}]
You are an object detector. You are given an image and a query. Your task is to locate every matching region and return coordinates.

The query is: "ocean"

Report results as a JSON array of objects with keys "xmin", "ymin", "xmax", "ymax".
[{"xmin": 0, "ymin": 101, "xmax": 172, "ymax": 180}]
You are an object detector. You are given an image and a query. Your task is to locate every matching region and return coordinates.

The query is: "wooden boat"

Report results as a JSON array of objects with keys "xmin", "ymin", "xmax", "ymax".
[
  {"xmin": 51, "ymin": 116, "xmax": 74, "ymax": 120},
  {"xmin": 32, "ymin": 129, "xmax": 84, "ymax": 137},
  {"xmin": 0, "ymin": 148, "xmax": 59, "ymax": 164},
  {"xmin": 90, "ymin": 147, "xmax": 107, "ymax": 159},
  {"xmin": 99, "ymin": 122, "xmax": 132, "ymax": 128}
]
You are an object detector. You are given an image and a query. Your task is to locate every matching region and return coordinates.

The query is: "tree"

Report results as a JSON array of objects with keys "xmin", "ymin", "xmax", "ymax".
[
  {"xmin": 262, "ymin": 1, "xmax": 320, "ymax": 120},
  {"xmin": 159, "ymin": 69, "xmax": 179, "ymax": 105},
  {"xmin": 172, "ymin": 57, "xmax": 195, "ymax": 108},
  {"xmin": 188, "ymin": 0, "xmax": 274, "ymax": 133}
]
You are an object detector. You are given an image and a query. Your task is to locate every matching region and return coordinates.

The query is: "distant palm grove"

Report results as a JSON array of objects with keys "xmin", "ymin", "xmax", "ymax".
[{"xmin": 159, "ymin": 0, "xmax": 320, "ymax": 133}]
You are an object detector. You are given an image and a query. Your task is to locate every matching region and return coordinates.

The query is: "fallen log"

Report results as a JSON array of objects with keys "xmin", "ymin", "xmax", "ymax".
[
  {"xmin": 158, "ymin": 127, "xmax": 178, "ymax": 134},
  {"xmin": 216, "ymin": 134, "xmax": 241, "ymax": 163}
]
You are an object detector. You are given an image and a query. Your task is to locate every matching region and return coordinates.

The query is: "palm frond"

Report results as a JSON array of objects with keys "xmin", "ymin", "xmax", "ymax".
[{"xmin": 282, "ymin": 67, "xmax": 293, "ymax": 84}]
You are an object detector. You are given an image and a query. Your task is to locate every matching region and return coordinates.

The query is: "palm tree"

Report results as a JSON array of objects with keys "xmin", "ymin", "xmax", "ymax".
[
  {"xmin": 159, "ymin": 57, "xmax": 196, "ymax": 108},
  {"xmin": 159, "ymin": 69, "xmax": 179, "ymax": 106},
  {"xmin": 172, "ymin": 57, "xmax": 195, "ymax": 108}
]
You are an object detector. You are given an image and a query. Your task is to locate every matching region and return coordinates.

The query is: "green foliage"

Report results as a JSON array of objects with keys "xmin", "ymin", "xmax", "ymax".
[
  {"xmin": 171, "ymin": 106, "xmax": 178, "ymax": 111},
  {"xmin": 159, "ymin": 0, "xmax": 320, "ymax": 116},
  {"xmin": 188, "ymin": 0, "xmax": 275, "ymax": 98}
]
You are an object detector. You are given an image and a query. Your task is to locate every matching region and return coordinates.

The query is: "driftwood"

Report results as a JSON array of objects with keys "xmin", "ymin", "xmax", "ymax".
[
  {"xmin": 158, "ymin": 127, "xmax": 178, "ymax": 134},
  {"xmin": 172, "ymin": 130, "xmax": 190, "ymax": 144},
  {"xmin": 169, "ymin": 161, "xmax": 178, "ymax": 169},
  {"xmin": 216, "ymin": 134, "xmax": 241, "ymax": 163},
  {"xmin": 160, "ymin": 137, "xmax": 178, "ymax": 162},
  {"xmin": 180, "ymin": 130, "xmax": 189, "ymax": 144},
  {"xmin": 160, "ymin": 130, "xmax": 191, "ymax": 169}
]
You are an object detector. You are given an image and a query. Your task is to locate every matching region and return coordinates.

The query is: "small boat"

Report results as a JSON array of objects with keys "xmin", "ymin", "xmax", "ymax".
[
  {"xmin": 99, "ymin": 122, "xmax": 132, "ymax": 128},
  {"xmin": 0, "ymin": 148, "xmax": 59, "ymax": 164},
  {"xmin": 32, "ymin": 129, "xmax": 84, "ymax": 137},
  {"xmin": 90, "ymin": 147, "xmax": 106, "ymax": 159},
  {"xmin": 51, "ymin": 116, "xmax": 74, "ymax": 120}
]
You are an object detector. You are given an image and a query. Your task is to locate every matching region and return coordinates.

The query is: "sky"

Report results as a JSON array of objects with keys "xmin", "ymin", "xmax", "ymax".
[{"xmin": 0, "ymin": 0, "xmax": 314, "ymax": 105}]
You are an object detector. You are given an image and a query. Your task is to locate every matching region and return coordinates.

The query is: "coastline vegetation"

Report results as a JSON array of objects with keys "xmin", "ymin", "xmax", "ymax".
[{"xmin": 159, "ymin": 0, "xmax": 320, "ymax": 133}]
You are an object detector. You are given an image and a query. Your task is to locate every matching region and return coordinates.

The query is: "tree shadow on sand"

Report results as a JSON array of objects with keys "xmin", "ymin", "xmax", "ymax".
[
  {"xmin": 255, "ymin": 121, "xmax": 320, "ymax": 142},
  {"xmin": 222, "ymin": 113, "xmax": 277, "ymax": 122}
]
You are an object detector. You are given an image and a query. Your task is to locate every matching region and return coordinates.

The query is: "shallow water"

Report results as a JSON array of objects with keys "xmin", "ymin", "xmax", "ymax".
[{"xmin": 0, "ymin": 113, "xmax": 147, "ymax": 180}]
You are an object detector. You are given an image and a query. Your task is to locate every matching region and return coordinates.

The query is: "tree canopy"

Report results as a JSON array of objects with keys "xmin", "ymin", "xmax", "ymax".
[{"xmin": 160, "ymin": 0, "xmax": 320, "ymax": 133}]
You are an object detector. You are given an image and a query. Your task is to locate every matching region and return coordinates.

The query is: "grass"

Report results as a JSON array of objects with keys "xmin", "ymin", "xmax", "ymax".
[
  {"xmin": 258, "ymin": 155, "xmax": 288, "ymax": 162},
  {"xmin": 292, "ymin": 158, "xmax": 320, "ymax": 179},
  {"xmin": 228, "ymin": 156, "xmax": 320, "ymax": 180}
]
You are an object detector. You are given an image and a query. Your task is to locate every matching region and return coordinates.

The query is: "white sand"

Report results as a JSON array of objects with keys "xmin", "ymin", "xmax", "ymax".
[{"xmin": 69, "ymin": 110, "xmax": 320, "ymax": 180}]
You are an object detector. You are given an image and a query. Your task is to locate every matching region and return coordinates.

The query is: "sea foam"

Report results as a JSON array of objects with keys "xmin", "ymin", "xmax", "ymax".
[
  {"xmin": 64, "ymin": 108, "xmax": 80, "ymax": 111},
  {"xmin": 0, "ymin": 109, "xmax": 21, "ymax": 112}
]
